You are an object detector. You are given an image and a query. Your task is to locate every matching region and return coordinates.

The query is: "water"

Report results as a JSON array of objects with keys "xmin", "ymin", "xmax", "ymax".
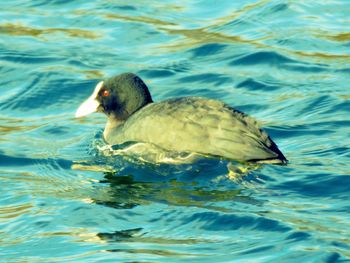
[{"xmin": 1, "ymin": 1, "xmax": 349, "ymax": 262}]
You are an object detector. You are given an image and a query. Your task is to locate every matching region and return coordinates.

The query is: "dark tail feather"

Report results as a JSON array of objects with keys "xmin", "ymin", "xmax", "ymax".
[
  {"xmin": 252, "ymin": 137, "xmax": 288, "ymax": 165},
  {"xmin": 265, "ymin": 138, "xmax": 288, "ymax": 164}
]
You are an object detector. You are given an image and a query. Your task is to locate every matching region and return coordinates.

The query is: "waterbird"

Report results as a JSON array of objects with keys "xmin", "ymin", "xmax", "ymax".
[{"xmin": 75, "ymin": 73, "xmax": 287, "ymax": 164}]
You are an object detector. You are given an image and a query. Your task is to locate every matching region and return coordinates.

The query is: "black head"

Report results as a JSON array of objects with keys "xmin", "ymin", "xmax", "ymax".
[{"xmin": 76, "ymin": 73, "xmax": 153, "ymax": 120}]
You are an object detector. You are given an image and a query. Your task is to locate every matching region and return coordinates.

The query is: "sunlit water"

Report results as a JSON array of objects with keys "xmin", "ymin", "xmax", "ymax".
[{"xmin": 1, "ymin": 1, "xmax": 349, "ymax": 262}]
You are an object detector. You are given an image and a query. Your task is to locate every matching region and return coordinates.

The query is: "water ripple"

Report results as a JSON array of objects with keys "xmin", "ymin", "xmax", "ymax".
[{"xmin": 1, "ymin": 0, "xmax": 349, "ymax": 261}]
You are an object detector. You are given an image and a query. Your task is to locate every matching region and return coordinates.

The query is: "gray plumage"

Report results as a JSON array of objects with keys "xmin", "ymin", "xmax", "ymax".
[{"xmin": 77, "ymin": 73, "xmax": 287, "ymax": 164}]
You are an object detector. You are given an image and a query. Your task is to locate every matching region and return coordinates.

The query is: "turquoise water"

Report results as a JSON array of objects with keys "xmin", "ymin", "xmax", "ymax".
[{"xmin": 1, "ymin": 1, "xmax": 349, "ymax": 262}]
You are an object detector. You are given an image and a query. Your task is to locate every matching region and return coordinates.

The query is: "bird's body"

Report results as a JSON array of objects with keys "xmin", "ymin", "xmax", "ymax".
[
  {"xmin": 76, "ymin": 73, "xmax": 287, "ymax": 164},
  {"xmin": 105, "ymin": 97, "xmax": 285, "ymax": 163}
]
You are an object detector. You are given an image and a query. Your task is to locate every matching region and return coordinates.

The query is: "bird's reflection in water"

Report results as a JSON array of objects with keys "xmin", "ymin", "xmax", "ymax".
[
  {"xmin": 79, "ymin": 155, "xmax": 264, "ymax": 210},
  {"xmin": 73, "ymin": 154, "xmax": 264, "ymax": 247},
  {"xmin": 73, "ymin": 150, "xmax": 264, "ymax": 210}
]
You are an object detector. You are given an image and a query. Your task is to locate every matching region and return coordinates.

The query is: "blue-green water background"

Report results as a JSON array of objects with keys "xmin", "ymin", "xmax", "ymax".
[{"xmin": 1, "ymin": 1, "xmax": 349, "ymax": 262}]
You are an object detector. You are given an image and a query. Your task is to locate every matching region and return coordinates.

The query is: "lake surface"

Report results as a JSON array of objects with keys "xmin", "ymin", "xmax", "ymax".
[{"xmin": 1, "ymin": 1, "xmax": 349, "ymax": 262}]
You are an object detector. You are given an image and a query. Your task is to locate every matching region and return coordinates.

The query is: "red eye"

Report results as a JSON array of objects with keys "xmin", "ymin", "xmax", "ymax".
[{"xmin": 102, "ymin": 90, "xmax": 110, "ymax": 97}]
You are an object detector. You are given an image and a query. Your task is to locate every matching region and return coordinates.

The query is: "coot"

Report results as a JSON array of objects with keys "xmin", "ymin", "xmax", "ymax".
[{"xmin": 75, "ymin": 73, "xmax": 287, "ymax": 164}]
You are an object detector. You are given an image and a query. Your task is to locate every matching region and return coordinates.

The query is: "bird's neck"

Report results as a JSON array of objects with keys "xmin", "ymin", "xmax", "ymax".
[{"xmin": 103, "ymin": 116, "xmax": 124, "ymax": 141}]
